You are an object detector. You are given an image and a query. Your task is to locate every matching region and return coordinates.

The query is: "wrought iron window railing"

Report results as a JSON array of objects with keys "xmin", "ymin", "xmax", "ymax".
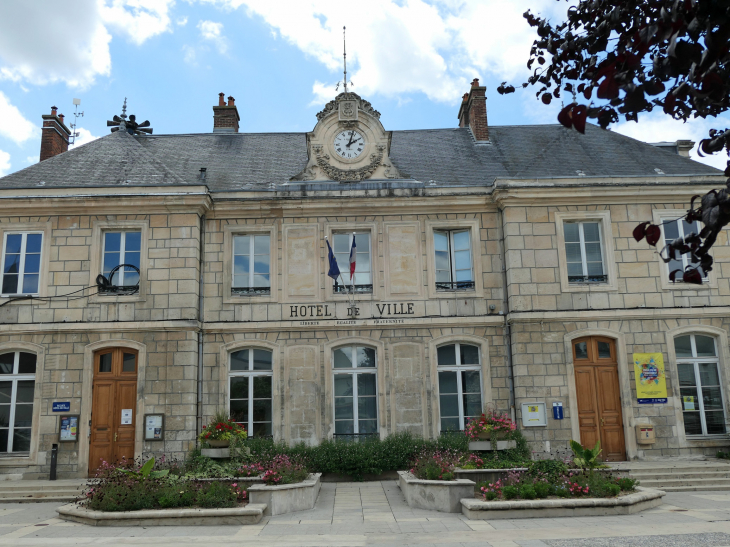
[
  {"xmin": 435, "ymin": 281, "xmax": 475, "ymax": 291},
  {"xmin": 97, "ymin": 285, "xmax": 139, "ymax": 296},
  {"xmin": 232, "ymin": 287, "xmax": 271, "ymax": 296},
  {"xmin": 568, "ymin": 275, "xmax": 608, "ymax": 284},
  {"xmin": 333, "ymin": 284, "xmax": 373, "ymax": 294}
]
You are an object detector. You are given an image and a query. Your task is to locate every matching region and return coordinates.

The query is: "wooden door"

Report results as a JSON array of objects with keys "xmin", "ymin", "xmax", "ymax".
[
  {"xmin": 89, "ymin": 348, "xmax": 138, "ymax": 475},
  {"xmin": 573, "ymin": 337, "xmax": 626, "ymax": 461}
]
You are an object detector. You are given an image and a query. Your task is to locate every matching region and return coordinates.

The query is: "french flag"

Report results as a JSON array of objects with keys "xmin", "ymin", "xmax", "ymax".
[{"xmin": 349, "ymin": 233, "xmax": 356, "ymax": 280}]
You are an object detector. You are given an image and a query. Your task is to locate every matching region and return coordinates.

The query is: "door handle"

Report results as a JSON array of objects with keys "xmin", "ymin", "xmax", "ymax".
[
  {"xmin": 114, "ymin": 432, "xmax": 117, "ymax": 442},
  {"xmin": 600, "ymin": 418, "xmax": 604, "ymax": 426}
]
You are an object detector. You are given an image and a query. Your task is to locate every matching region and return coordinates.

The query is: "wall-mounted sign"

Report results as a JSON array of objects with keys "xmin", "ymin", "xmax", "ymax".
[
  {"xmin": 683, "ymin": 396, "xmax": 696, "ymax": 411},
  {"xmin": 144, "ymin": 414, "xmax": 164, "ymax": 441},
  {"xmin": 633, "ymin": 353, "xmax": 668, "ymax": 404},
  {"xmin": 552, "ymin": 402, "xmax": 564, "ymax": 420},
  {"xmin": 121, "ymin": 409, "xmax": 133, "ymax": 425},
  {"xmin": 52, "ymin": 402, "xmax": 70, "ymax": 412},
  {"xmin": 59, "ymin": 415, "xmax": 79, "ymax": 442},
  {"xmin": 521, "ymin": 402, "xmax": 547, "ymax": 427}
]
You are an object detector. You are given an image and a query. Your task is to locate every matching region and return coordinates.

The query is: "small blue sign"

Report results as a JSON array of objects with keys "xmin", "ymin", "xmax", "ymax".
[
  {"xmin": 52, "ymin": 402, "xmax": 70, "ymax": 412},
  {"xmin": 638, "ymin": 398, "xmax": 668, "ymax": 404},
  {"xmin": 552, "ymin": 402, "xmax": 564, "ymax": 420}
]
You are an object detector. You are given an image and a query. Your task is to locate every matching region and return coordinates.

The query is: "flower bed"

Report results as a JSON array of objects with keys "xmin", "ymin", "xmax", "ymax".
[
  {"xmin": 397, "ymin": 471, "xmax": 475, "ymax": 513},
  {"xmin": 199, "ymin": 412, "xmax": 247, "ymax": 449},
  {"xmin": 465, "ymin": 410, "xmax": 516, "ymax": 441}
]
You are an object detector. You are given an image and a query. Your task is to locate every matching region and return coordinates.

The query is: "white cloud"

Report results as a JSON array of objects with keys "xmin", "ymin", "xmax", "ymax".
[
  {"xmin": 0, "ymin": 92, "xmax": 37, "ymax": 144},
  {"xmin": 182, "ymin": 44, "xmax": 198, "ymax": 65},
  {"xmin": 0, "ymin": 150, "xmax": 10, "ymax": 176},
  {"xmin": 614, "ymin": 113, "xmax": 730, "ymax": 171},
  {"xmin": 26, "ymin": 156, "xmax": 38, "ymax": 165},
  {"xmin": 201, "ymin": 0, "xmax": 559, "ymax": 104},
  {"xmin": 198, "ymin": 20, "xmax": 228, "ymax": 54},
  {"xmin": 177, "ymin": 16, "xmax": 189, "ymax": 26},
  {"xmin": 99, "ymin": 0, "xmax": 175, "ymax": 46},
  {"xmin": 72, "ymin": 127, "xmax": 101, "ymax": 148}
]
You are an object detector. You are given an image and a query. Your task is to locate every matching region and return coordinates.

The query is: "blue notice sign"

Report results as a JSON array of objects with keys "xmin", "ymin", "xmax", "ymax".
[{"xmin": 52, "ymin": 402, "xmax": 70, "ymax": 412}]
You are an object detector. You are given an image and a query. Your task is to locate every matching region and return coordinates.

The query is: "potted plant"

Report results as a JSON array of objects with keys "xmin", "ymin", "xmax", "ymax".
[
  {"xmin": 465, "ymin": 409, "xmax": 516, "ymax": 441},
  {"xmin": 198, "ymin": 411, "xmax": 248, "ymax": 448}
]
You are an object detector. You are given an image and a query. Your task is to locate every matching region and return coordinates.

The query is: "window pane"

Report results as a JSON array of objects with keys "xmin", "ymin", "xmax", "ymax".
[
  {"xmin": 99, "ymin": 353, "xmax": 112, "ymax": 373},
  {"xmin": 682, "ymin": 411, "xmax": 702, "ymax": 435},
  {"xmin": 125, "ymin": 232, "xmax": 141, "ymax": 251},
  {"xmin": 682, "ymin": 219, "xmax": 699, "ymax": 237},
  {"xmin": 333, "ymin": 234, "xmax": 349, "ymax": 253},
  {"xmin": 230, "ymin": 350, "xmax": 249, "ymax": 371},
  {"xmin": 233, "ymin": 235, "xmax": 249, "ymax": 255},
  {"xmin": 357, "ymin": 252, "xmax": 370, "ymax": 273},
  {"xmin": 23, "ymin": 253, "xmax": 40, "ymax": 274},
  {"xmin": 3, "ymin": 252, "xmax": 20, "ymax": 275},
  {"xmin": 357, "ymin": 374, "xmax": 376, "ymax": 396},
  {"xmin": 695, "ymin": 336, "xmax": 717, "ymax": 357},
  {"xmin": 233, "ymin": 275, "xmax": 248, "ymax": 288},
  {"xmin": 123, "ymin": 251, "xmax": 140, "ymax": 269},
  {"xmin": 584, "ymin": 242, "xmax": 602, "ymax": 263},
  {"xmin": 1, "ymin": 274, "xmax": 18, "ymax": 294},
  {"xmin": 0, "ymin": 406, "xmax": 9, "ymax": 427},
  {"xmin": 582, "ymin": 222, "xmax": 600, "ymax": 242},
  {"xmin": 435, "ymin": 250, "xmax": 450, "ymax": 272},
  {"xmin": 699, "ymin": 363, "xmax": 721, "ymax": 387},
  {"xmin": 103, "ymin": 252, "xmax": 120, "ymax": 273},
  {"xmin": 563, "ymin": 223, "xmax": 580, "ymax": 242},
  {"xmin": 565, "ymin": 242, "xmax": 583, "ymax": 264},
  {"xmin": 597, "ymin": 342, "xmax": 611, "ymax": 359},
  {"xmin": 229, "ymin": 399, "xmax": 248, "ymax": 424},
  {"xmin": 333, "ymin": 348, "xmax": 353, "ymax": 369},
  {"xmin": 0, "ymin": 429, "xmax": 7, "ymax": 452},
  {"xmin": 104, "ymin": 232, "xmax": 121, "ymax": 253},
  {"xmin": 454, "ymin": 250, "xmax": 471, "ymax": 271},
  {"xmin": 122, "ymin": 353, "xmax": 136, "ymax": 373},
  {"xmin": 434, "ymin": 232, "xmax": 449, "ymax": 252},
  {"xmin": 574, "ymin": 341, "xmax": 588, "ymax": 360},
  {"xmin": 674, "ymin": 336, "xmax": 693, "ymax": 358},
  {"xmin": 705, "ymin": 411, "xmax": 727, "ymax": 435},
  {"xmin": 354, "ymin": 272, "xmax": 371, "ymax": 285},
  {"xmin": 453, "ymin": 231, "xmax": 470, "ymax": 251},
  {"xmin": 463, "ymin": 394, "xmax": 482, "ymax": 418},
  {"xmin": 702, "ymin": 386, "xmax": 724, "ymax": 410},
  {"xmin": 4, "ymin": 234, "xmax": 21, "ymax": 254},
  {"xmin": 335, "ymin": 420, "xmax": 354, "ymax": 434},
  {"xmin": 664, "ymin": 221, "xmax": 679, "ymax": 241},
  {"xmin": 440, "ymin": 417, "xmax": 460, "ymax": 432},
  {"xmin": 358, "ymin": 396, "xmax": 377, "ymax": 420},
  {"xmin": 16, "ymin": 381, "xmax": 34, "ymax": 403},
  {"xmin": 252, "ymin": 422, "xmax": 272, "ymax": 437},
  {"xmin": 253, "ymin": 274, "xmax": 270, "ymax": 287},
  {"xmin": 439, "ymin": 394, "xmax": 459, "ymax": 418},
  {"xmin": 230, "ymin": 376, "xmax": 248, "ymax": 399},
  {"xmin": 462, "ymin": 370, "xmax": 481, "ymax": 394},
  {"xmin": 334, "ymin": 374, "xmax": 353, "ymax": 397},
  {"xmin": 21, "ymin": 274, "xmax": 39, "ymax": 294},
  {"xmin": 455, "ymin": 269, "xmax": 473, "ymax": 282},
  {"xmin": 253, "ymin": 255, "xmax": 269, "ymax": 275},
  {"xmin": 253, "ymin": 235, "xmax": 269, "ymax": 255},
  {"xmin": 359, "ymin": 419, "xmax": 377, "ymax": 434},
  {"xmin": 253, "ymin": 375, "xmax": 271, "ymax": 398},
  {"xmin": 13, "ymin": 404, "xmax": 33, "ymax": 427},
  {"xmin": 0, "ymin": 382, "xmax": 10, "ymax": 403},
  {"xmin": 233, "ymin": 255, "xmax": 250, "ymax": 276},
  {"xmin": 335, "ymin": 397, "xmax": 354, "ymax": 420},
  {"xmin": 678, "ymin": 363, "xmax": 696, "ymax": 386},
  {"xmin": 252, "ymin": 400, "xmax": 272, "ymax": 421},
  {"xmin": 253, "ymin": 350, "xmax": 272, "ymax": 371},
  {"xmin": 24, "ymin": 234, "xmax": 41, "ymax": 254},
  {"xmin": 460, "ymin": 345, "xmax": 479, "ymax": 365},
  {"xmin": 0, "ymin": 354, "xmax": 13, "ymax": 375},
  {"xmin": 357, "ymin": 347, "xmax": 375, "ymax": 368},
  {"xmin": 438, "ymin": 371, "xmax": 457, "ymax": 395},
  {"xmin": 435, "ymin": 269, "xmax": 451, "ymax": 283},
  {"xmin": 11, "ymin": 429, "xmax": 31, "ymax": 452},
  {"xmin": 437, "ymin": 345, "xmax": 456, "ymax": 366}
]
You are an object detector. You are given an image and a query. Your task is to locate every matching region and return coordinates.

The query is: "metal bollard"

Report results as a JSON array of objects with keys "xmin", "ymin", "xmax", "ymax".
[{"xmin": 50, "ymin": 444, "xmax": 58, "ymax": 481}]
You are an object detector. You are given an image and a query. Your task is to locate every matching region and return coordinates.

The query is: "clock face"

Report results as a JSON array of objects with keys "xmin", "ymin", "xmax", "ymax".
[{"xmin": 333, "ymin": 130, "xmax": 366, "ymax": 160}]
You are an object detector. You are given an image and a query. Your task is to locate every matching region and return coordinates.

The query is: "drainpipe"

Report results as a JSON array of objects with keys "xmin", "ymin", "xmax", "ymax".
[
  {"xmin": 497, "ymin": 206, "xmax": 516, "ymax": 422},
  {"xmin": 196, "ymin": 213, "xmax": 206, "ymax": 446}
]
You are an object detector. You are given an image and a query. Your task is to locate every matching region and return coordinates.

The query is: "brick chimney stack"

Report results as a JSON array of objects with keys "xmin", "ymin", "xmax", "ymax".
[
  {"xmin": 40, "ymin": 106, "xmax": 71, "ymax": 161},
  {"xmin": 212, "ymin": 92, "xmax": 240, "ymax": 133},
  {"xmin": 457, "ymin": 78, "xmax": 489, "ymax": 142}
]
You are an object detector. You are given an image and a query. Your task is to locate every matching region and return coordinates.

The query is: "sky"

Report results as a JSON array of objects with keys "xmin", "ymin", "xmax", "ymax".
[{"xmin": 0, "ymin": 0, "xmax": 728, "ymax": 177}]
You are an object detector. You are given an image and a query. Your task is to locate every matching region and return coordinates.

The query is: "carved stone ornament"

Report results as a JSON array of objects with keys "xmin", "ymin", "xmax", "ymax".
[
  {"xmin": 316, "ymin": 92, "xmax": 380, "ymax": 121},
  {"xmin": 339, "ymin": 101, "xmax": 357, "ymax": 121},
  {"xmin": 315, "ymin": 144, "xmax": 385, "ymax": 182}
]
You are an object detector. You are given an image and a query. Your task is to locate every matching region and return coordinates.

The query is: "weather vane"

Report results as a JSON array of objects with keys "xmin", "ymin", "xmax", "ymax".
[
  {"xmin": 107, "ymin": 98, "xmax": 153, "ymax": 135},
  {"xmin": 335, "ymin": 26, "xmax": 353, "ymax": 93}
]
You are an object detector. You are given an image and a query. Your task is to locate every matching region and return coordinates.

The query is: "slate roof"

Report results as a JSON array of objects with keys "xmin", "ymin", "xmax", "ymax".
[{"xmin": 0, "ymin": 122, "xmax": 721, "ymax": 191}]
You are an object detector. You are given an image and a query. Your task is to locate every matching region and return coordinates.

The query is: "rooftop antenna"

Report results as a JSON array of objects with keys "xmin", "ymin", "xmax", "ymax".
[
  {"xmin": 107, "ymin": 98, "xmax": 153, "ymax": 135},
  {"xmin": 335, "ymin": 26, "xmax": 353, "ymax": 93},
  {"xmin": 69, "ymin": 98, "xmax": 84, "ymax": 146}
]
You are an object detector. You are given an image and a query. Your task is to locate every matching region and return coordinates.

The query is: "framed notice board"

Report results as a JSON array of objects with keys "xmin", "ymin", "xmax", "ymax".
[
  {"xmin": 144, "ymin": 414, "xmax": 165, "ymax": 441},
  {"xmin": 58, "ymin": 415, "xmax": 80, "ymax": 443}
]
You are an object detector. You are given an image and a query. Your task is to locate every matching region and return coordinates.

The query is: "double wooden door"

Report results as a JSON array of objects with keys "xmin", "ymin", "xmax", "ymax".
[
  {"xmin": 88, "ymin": 348, "xmax": 138, "ymax": 475},
  {"xmin": 573, "ymin": 336, "xmax": 626, "ymax": 461}
]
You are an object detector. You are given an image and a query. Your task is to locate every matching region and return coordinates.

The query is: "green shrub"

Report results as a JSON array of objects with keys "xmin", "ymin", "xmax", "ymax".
[
  {"xmin": 519, "ymin": 484, "xmax": 537, "ymax": 500},
  {"xmin": 555, "ymin": 486, "xmax": 570, "ymax": 498},
  {"xmin": 484, "ymin": 490, "xmax": 498, "ymax": 501},
  {"xmin": 502, "ymin": 485, "xmax": 518, "ymax": 500},
  {"xmin": 534, "ymin": 482, "xmax": 550, "ymax": 498},
  {"xmin": 197, "ymin": 481, "xmax": 237, "ymax": 508},
  {"xmin": 527, "ymin": 460, "xmax": 569, "ymax": 482},
  {"xmin": 606, "ymin": 483, "xmax": 621, "ymax": 497},
  {"xmin": 616, "ymin": 477, "xmax": 638, "ymax": 491}
]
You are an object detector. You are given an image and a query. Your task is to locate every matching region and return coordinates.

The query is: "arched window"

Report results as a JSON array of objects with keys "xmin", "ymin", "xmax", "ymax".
[
  {"xmin": 675, "ymin": 334, "xmax": 726, "ymax": 436},
  {"xmin": 0, "ymin": 351, "xmax": 36, "ymax": 452},
  {"xmin": 229, "ymin": 348, "xmax": 272, "ymax": 437},
  {"xmin": 437, "ymin": 343, "xmax": 481, "ymax": 431},
  {"xmin": 333, "ymin": 346, "xmax": 377, "ymax": 438}
]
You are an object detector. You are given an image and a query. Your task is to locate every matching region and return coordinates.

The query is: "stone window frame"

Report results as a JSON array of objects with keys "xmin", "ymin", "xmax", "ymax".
[
  {"xmin": 218, "ymin": 340, "xmax": 281, "ymax": 441},
  {"xmin": 554, "ymin": 211, "xmax": 618, "ymax": 293},
  {"xmin": 664, "ymin": 325, "xmax": 730, "ymax": 449},
  {"xmin": 88, "ymin": 220, "xmax": 149, "ymax": 303},
  {"xmin": 428, "ymin": 334, "xmax": 492, "ymax": 439},
  {"xmin": 0, "ymin": 222, "xmax": 52, "ymax": 304},
  {"xmin": 223, "ymin": 223, "xmax": 278, "ymax": 304},
  {"xmin": 331, "ymin": 345, "xmax": 379, "ymax": 437},
  {"xmin": 424, "ymin": 219, "xmax": 484, "ymax": 300},
  {"xmin": 324, "ymin": 222, "xmax": 379, "ymax": 302},
  {"xmin": 323, "ymin": 337, "xmax": 386, "ymax": 440},
  {"xmin": 228, "ymin": 347, "xmax": 275, "ymax": 438},
  {"xmin": 0, "ymin": 342, "xmax": 44, "ymax": 468},
  {"xmin": 434, "ymin": 342, "xmax": 484, "ymax": 433},
  {"xmin": 652, "ymin": 209, "xmax": 717, "ymax": 290}
]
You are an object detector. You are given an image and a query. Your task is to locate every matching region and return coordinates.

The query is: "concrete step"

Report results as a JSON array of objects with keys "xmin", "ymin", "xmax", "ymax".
[
  {"xmin": 0, "ymin": 485, "xmax": 83, "ymax": 493},
  {"xmin": 638, "ymin": 477, "xmax": 730, "ymax": 489},
  {"xmin": 629, "ymin": 471, "xmax": 730, "ymax": 480},
  {"xmin": 0, "ymin": 494, "xmax": 79, "ymax": 503},
  {"xmin": 653, "ymin": 484, "xmax": 730, "ymax": 492}
]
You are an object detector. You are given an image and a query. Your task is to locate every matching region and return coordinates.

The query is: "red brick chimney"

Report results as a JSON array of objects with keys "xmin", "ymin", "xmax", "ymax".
[
  {"xmin": 40, "ymin": 106, "xmax": 71, "ymax": 161},
  {"xmin": 457, "ymin": 78, "xmax": 489, "ymax": 141},
  {"xmin": 212, "ymin": 92, "xmax": 240, "ymax": 133}
]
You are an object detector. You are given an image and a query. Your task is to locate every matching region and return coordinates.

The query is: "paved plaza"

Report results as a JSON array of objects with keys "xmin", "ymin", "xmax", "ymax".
[{"xmin": 0, "ymin": 481, "xmax": 729, "ymax": 546}]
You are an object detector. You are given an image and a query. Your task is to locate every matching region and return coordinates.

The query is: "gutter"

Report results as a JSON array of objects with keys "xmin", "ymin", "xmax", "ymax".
[
  {"xmin": 497, "ymin": 207, "xmax": 516, "ymax": 423},
  {"xmin": 196, "ymin": 213, "xmax": 206, "ymax": 446}
]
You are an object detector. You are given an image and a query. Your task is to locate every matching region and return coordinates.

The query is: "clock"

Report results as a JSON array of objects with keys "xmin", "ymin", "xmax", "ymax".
[{"xmin": 333, "ymin": 130, "xmax": 366, "ymax": 160}]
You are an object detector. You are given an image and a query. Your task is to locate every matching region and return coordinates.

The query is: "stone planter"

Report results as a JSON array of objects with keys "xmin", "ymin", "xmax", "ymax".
[
  {"xmin": 468, "ymin": 440, "xmax": 516, "ymax": 451},
  {"xmin": 205, "ymin": 439, "xmax": 230, "ymax": 448},
  {"xmin": 200, "ymin": 446, "xmax": 250, "ymax": 459},
  {"xmin": 461, "ymin": 486, "xmax": 665, "ymax": 520},
  {"xmin": 397, "ymin": 470, "xmax": 475, "ymax": 513},
  {"xmin": 247, "ymin": 473, "xmax": 321, "ymax": 516},
  {"xmin": 57, "ymin": 503, "xmax": 267, "ymax": 526}
]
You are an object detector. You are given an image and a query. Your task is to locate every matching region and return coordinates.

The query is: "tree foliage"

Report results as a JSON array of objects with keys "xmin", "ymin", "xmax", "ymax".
[{"xmin": 499, "ymin": 1, "xmax": 730, "ymax": 283}]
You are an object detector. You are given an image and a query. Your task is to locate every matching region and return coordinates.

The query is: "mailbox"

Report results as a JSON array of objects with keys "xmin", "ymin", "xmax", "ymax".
[{"xmin": 635, "ymin": 425, "xmax": 656, "ymax": 444}]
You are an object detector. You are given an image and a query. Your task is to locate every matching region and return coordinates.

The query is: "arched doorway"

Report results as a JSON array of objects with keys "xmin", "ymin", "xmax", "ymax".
[{"xmin": 572, "ymin": 336, "xmax": 626, "ymax": 461}]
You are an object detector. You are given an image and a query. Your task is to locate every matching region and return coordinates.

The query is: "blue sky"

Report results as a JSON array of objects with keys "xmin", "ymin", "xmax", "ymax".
[{"xmin": 0, "ymin": 0, "xmax": 727, "ymax": 177}]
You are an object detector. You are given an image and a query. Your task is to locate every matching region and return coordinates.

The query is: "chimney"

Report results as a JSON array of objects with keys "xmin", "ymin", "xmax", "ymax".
[
  {"xmin": 457, "ymin": 78, "xmax": 489, "ymax": 141},
  {"xmin": 213, "ymin": 92, "xmax": 240, "ymax": 133},
  {"xmin": 40, "ymin": 106, "xmax": 71, "ymax": 161}
]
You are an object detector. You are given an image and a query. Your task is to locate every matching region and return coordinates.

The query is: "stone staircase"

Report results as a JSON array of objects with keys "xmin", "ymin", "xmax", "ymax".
[
  {"xmin": 0, "ymin": 479, "xmax": 84, "ymax": 503},
  {"xmin": 610, "ymin": 459, "xmax": 730, "ymax": 492}
]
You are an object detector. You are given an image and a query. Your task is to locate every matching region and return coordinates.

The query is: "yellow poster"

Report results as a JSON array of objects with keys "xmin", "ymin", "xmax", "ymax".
[{"xmin": 633, "ymin": 353, "xmax": 667, "ymax": 404}]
